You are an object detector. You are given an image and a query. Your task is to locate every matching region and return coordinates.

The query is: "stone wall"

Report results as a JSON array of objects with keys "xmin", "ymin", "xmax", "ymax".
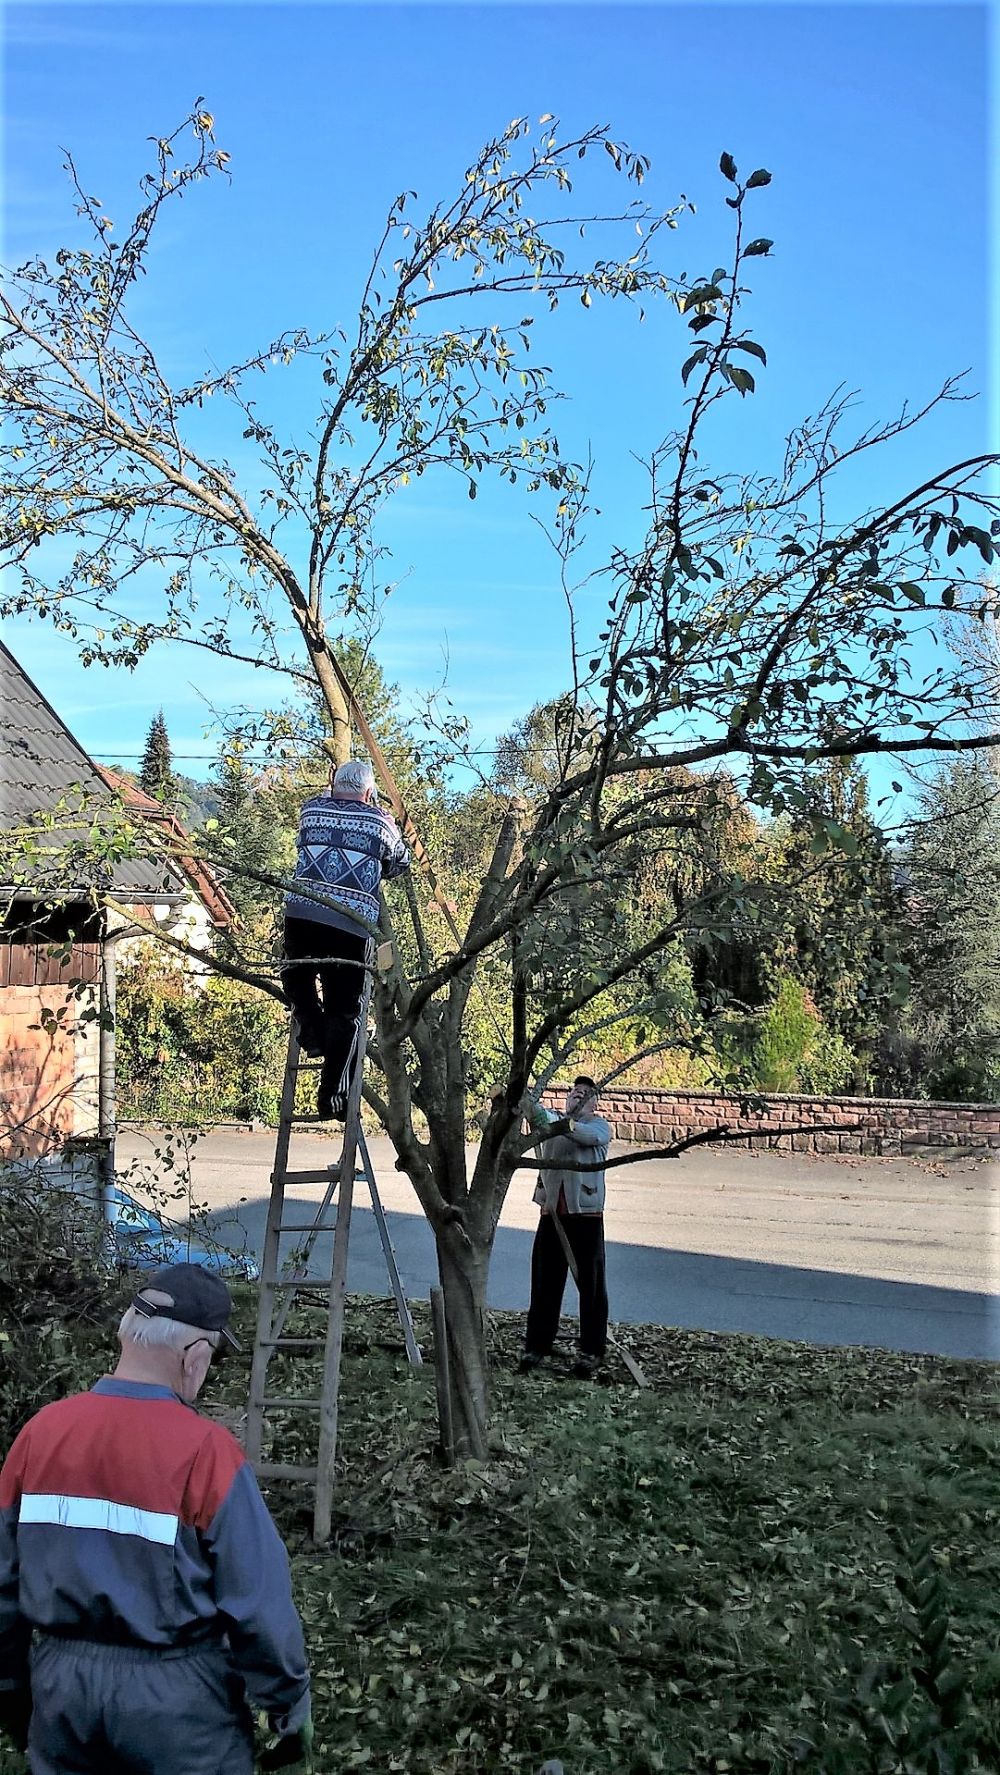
[{"xmin": 539, "ymin": 1086, "xmax": 1000, "ymax": 1156}]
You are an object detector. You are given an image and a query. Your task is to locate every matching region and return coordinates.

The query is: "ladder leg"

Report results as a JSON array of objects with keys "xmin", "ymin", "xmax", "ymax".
[
  {"xmin": 247, "ymin": 960, "xmax": 391, "ymax": 1536},
  {"xmin": 246, "ymin": 1027, "xmax": 302, "ymax": 1465},
  {"xmin": 313, "ymin": 969, "xmax": 373, "ymax": 1543},
  {"xmin": 358, "ymin": 1130, "xmax": 422, "ymax": 1367}
]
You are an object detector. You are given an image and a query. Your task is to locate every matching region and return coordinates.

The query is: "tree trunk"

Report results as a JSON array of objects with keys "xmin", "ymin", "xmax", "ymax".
[
  {"xmin": 433, "ymin": 1219, "xmax": 492, "ymax": 1461},
  {"xmin": 307, "ymin": 639, "xmax": 352, "ymax": 767}
]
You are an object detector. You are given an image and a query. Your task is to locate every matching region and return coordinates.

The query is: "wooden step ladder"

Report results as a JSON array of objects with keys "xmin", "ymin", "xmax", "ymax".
[{"xmin": 245, "ymin": 974, "xmax": 421, "ymax": 1541}]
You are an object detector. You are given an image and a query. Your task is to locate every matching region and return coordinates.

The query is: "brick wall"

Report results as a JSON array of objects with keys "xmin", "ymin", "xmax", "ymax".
[
  {"xmin": 0, "ymin": 941, "xmax": 102, "ymax": 1159},
  {"xmin": 540, "ymin": 1086, "xmax": 1000, "ymax": 1156}
]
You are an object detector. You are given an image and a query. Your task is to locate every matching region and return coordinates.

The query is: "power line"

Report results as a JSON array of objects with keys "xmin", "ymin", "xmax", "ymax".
[
  {"xmin": 88, "ymin": 746, "xmax": 529, "ymax": 761},
  {"xmin": 95, "ymin": 752, "xmax": 296, "ymax": 762}
]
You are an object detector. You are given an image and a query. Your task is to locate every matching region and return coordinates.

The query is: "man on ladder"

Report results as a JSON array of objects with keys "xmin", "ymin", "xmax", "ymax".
[
  {"xmin": 249, "ymin": 757, "xmax": 421, "ymax": 1546},
  {"xmin": 282, "ymin": 759, "xmax": 410, "ymax": 1119}
]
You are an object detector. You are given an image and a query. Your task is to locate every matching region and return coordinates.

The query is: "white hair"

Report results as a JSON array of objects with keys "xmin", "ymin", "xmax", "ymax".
[
  {"xmin": 118, "ymin": 1290, "xmax": 219, "ymax": 1355},
  {"xmin": 332, "ymin": 759, "xmax": 375, "ymax": 796}
]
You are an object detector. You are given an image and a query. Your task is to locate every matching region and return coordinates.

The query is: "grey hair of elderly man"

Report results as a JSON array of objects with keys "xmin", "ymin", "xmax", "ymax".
[
  {"xmin": 115, "ymin": 1290, "xmax": 222, "ymax": 1408},
  {"xmin": 328, "ymin": 759, "xmax": 377, "ymax": 800}
]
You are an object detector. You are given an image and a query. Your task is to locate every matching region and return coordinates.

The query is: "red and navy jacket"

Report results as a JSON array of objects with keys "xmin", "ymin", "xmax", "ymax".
[{"xmin": 0, "ymin": 1380, "xmax": 310, "ymax": 1729}]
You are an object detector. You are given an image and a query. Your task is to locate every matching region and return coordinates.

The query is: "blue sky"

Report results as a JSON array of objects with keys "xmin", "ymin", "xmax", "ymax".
[{"xmin": 1, "ymin": 1, "xmax": 990, "ymax": 789}]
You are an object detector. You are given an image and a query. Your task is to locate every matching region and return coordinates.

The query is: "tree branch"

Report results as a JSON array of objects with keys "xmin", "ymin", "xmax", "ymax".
[{"xmin": 516, "ymin": 1120, "xmax": 864, "ymax": 1171}]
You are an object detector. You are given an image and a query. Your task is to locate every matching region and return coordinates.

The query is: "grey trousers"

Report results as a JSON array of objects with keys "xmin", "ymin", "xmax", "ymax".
[{"xmin": 28, "ymin": 1637, "xmax": 255, "ymax": 1775}]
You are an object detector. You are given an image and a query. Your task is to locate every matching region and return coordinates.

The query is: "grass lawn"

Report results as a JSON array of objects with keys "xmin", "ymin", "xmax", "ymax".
[{"xmin": 208, "ymin": 1297, "xmax": 999, "ymax": 1774}]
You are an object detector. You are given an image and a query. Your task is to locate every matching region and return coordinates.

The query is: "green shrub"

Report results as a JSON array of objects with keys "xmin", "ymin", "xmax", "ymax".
[
  {"xmin": 797, "ymin": 1024, "xmax": 857, "ymax": 1095},
  {"xmin": 116, "ymin": 954, "xmax": 287, "ymax": 1123},
  {"xmin": 717, "ymin": 974, "xmax": 816, "ymax": 1092},
  {"xmin": 0, "ymin": 1172, "xmax": 115, "ymax": 1447},
  {"xmin": 716, "ymin": 974, "xmax": 863, "ymax": 1094},
  {"xmin": 923, "ymin": 1056, "xmax": 999, "ymax": 1105},
  {"xmin": 753, "ymin": 976, "xmax": 820, "ymax": 1090}
]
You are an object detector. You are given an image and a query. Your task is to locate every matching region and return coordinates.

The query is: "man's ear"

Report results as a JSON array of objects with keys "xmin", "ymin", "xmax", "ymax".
[{"xmin": 182, "ymin": 1341, "xmax": 213, "ymax": 1393}]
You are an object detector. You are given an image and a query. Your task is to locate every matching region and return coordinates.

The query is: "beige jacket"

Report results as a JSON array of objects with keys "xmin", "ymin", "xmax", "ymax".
[{"xmin": 533, "ymin": 1109, "xmax": 611, "ymax": 1215}]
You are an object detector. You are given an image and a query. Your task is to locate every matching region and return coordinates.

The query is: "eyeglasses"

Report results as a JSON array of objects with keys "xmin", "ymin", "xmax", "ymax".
[{"xmin": 181, "ymin": 1337, "xmax": 226, "ymax": 1367}]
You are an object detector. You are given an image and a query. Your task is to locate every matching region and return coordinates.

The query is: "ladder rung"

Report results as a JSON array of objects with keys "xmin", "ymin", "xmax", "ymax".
[
  {"xmin": 277, "ymin": 1221, "xmax": 336, "ymax": 1233},
  {"xmin": 295, "ymin": 1060, "xmax": 324, "ymax": 1072},
  {"xmin": 262, "ymin": 1396, "xmax": 322, "ymax": 1411},
  {"xmin": 290, "ymin": 1112, "xmax": 332, "ymax": 1124},
  {"xmin": 258, "ymin": 1338, "xmax": 328, "ymax": 1349},
  {"xmin": 279, "ymin": 1168, "xmax": 340, "ymax": 1185},
  {"xmin": 263, "ymin": 1277, "xmax": 332, "ymax": 1290},
  {"xmin": 255, "ymin": 1462, "xmax": 317, "ymax": 1481}
]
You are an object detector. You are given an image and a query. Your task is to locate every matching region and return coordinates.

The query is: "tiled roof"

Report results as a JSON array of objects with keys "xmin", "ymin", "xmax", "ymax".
[
  {"xmin": 0, "ymin": 640, "xmax": 187, "ymax": 900},
  {"xmin": 95, "ymin": 767, "xmax": 235, "ymax": 927}
]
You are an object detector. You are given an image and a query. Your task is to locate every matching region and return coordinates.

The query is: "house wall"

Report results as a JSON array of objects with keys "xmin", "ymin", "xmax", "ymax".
[
  {"xmin": 0, "ymin": 940, "xmax": 102, "ymax": 1158},
  {"xmin": 116, "ymin": 896, "xmax": 217, "ymax": 978},
  {"xmin": 539, "ymin": 1085, "xmax": 1000, "ymax": 1155}
]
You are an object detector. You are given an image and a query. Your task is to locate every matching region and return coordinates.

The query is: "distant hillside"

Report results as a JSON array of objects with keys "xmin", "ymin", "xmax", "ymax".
[
  {"xmin": 97, "ymin": 767, "xmax": 220, "ymax": 830},
  {"xmin": 175, "ymin": 773, "xmax": 220, "ymax": 829}
]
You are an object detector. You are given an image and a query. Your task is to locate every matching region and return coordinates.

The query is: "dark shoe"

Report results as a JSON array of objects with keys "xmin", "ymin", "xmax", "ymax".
[
  {"xmin": 572, "ymin": 1354, "xmax": 601, "ymax": 1380},
  {"xmin": 518, "ymin": 1351, "xmax": 546, "ymax": 1374},
  {"xmin": 260, "ymin": 1731, "xmax": 311, "ymax": 1771},
  {"xmin": 0, "ymin": 1687, "xmax": 30, "ymax": 1752}
]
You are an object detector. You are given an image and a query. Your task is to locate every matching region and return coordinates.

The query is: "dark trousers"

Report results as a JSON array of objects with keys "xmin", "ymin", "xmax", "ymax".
[
  {"xmin": 28, "ymin": 1635, "xmax": 254, "ymax": 1774},
  {"xmin": 525, "ymin": 1212, "xmax": 609, "ymax": 1359},
  {"xmin": 281, "ymin": 915, "xmax": 369, "ymax": 1107}
]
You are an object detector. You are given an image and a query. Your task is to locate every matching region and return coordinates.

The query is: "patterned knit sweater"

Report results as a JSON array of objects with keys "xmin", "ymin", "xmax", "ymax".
[{"xmin": 285, "ymin": 793, "xmax": 410, "ymax": 936}]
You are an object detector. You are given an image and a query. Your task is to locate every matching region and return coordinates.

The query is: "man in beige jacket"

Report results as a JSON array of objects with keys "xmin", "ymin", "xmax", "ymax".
[{"xmin": 521, "ymin": 1076, "xmax": 611, "ymax": 1379}]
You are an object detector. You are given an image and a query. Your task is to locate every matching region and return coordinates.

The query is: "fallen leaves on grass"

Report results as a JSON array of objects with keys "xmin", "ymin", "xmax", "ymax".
[{"xmin": 206, "ymin": 1297, "xmax": 999, "ymax": 1773}]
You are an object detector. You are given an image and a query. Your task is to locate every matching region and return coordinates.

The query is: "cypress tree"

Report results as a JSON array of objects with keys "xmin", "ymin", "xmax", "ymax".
[
  {"xmin": 138, "ymin": 710, "xmax": 177, "ymax": 804},
  {"xmin": 900, "ymin": 754, "xmax": 1000, "ymax": 1098},
  {"xmin": 210, "ymin": 740, "xmax": 279, "ymax": 941}
]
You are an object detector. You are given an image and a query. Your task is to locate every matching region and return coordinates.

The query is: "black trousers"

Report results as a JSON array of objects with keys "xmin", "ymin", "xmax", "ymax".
[
  {"xmin": 281, "ymin": 915, "xmax": 369, "ymax": 1106},
  {"xmin": 525, "ymin": 1212, "xmax": 609, "ymax": 1359}
]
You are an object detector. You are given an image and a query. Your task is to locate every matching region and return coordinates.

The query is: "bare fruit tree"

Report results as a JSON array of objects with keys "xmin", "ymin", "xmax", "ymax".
[{"xmin": 2, "ymin": 111, "xmax": 998, "ymax": 1453}]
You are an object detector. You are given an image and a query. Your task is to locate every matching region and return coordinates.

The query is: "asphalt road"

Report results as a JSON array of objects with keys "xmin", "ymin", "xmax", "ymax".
[{"xmin": 115, "ymin": 1129, "xmax": 1000, "ymax": 1361}]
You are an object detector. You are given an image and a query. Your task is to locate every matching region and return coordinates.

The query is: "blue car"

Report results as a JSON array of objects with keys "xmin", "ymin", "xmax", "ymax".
[{"xmin": 104, "ymin": 1184, "xmax": 260, "ymax": 1282}]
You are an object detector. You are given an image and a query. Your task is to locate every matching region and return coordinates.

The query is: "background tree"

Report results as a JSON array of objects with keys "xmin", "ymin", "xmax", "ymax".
[
  {"xmin": 0, "ymin": 106, "xmax": 678, "ymax": 757},
  {"xmin": 762, "ymin": 760, "xmax": 902, "ymax": 1090},
  {"xmin": 208, "ymin": 737, "xmax": 285, "ymax": 952},
  {"xmin": 890, "ymin": 755, "xmax": 1000, "ymax": 1100},
  {"xmin": 944, "ymin": 581, "xmax": 1000, "ymax": 747},
  {"xmin": 137, "ymin": 710, "xmax": 178, "ymax": 806},
  {"xmin": 3, "ymin": 115, "xmax": 999, "ymax": 1454}
]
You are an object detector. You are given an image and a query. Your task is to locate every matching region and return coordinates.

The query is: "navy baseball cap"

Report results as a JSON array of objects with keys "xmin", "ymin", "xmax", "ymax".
[{"xmin": 132, "ymin": 1263, "xmax": 240, "ymax": 1353}]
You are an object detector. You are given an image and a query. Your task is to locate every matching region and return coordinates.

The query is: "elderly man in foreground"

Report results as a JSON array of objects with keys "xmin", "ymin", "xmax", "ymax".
[{"xmin": 0, "ymin": 1263, "xmax": 312, "ymax": 1774}]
